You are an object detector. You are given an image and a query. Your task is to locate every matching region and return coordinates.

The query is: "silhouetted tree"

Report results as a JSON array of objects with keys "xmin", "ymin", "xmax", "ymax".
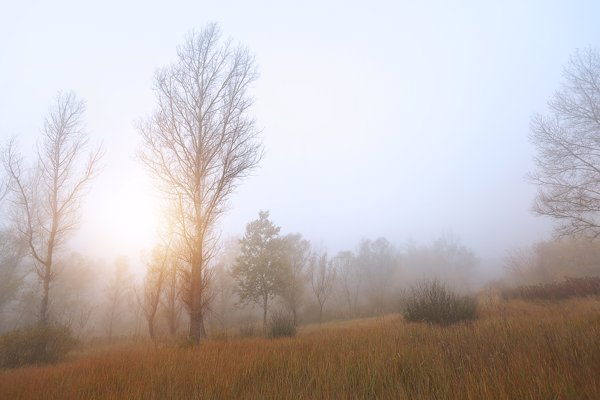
[
  {"xmin": 309, "ymin": 251, "xmax": 336, "ymax": 324},
  {"xmin": 530, "ymin": 48, "xmax": 600, "ymax": 238},
  {"xmin": 332, "ymin": 250, "xmax": 359, "ymax": 317},
  {"xmin": 3, "ymin": 92, "xmax": 102, "ymax": 326},
  {"xmin": 161, "ymin": 253, "xmax": 183, "ymax": 336},
  {"xmin": 138, "ymin": 245, "xmax": 170, "ymax": 339},
  {"xmin": 138, "ymin": 24, "xmax": 262, "ymax": 343}
]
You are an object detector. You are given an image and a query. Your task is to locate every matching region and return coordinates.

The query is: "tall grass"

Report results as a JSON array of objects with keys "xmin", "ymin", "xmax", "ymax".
[{"xmin": 0, "ymin": 299, "xmax": 599, "ymax": 399}]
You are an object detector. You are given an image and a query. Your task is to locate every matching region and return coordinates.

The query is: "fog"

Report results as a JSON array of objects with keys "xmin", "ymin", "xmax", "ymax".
[{"xmin": 0, "ymin": 1, "xmax": 599, "ymax": 336}]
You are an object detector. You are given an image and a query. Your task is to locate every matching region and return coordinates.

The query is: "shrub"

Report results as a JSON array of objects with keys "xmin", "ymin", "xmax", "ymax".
[
  {"xmin": 503, "ymin": 276, "xmax": 600, "ymax": 301},
  {"xmin": 268, "ymin": 311, "xmax": 296, "ymax": 338},
  {"xmin": 0, "ymin": 325, "xmax": 78, "ymax": 369},
  {"xmin": 403, "ymin": 280, "xmax": 478, "ymax": 325}
]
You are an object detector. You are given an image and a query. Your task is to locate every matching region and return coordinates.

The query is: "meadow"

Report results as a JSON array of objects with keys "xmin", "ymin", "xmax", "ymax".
[{"xmin": 0, "ymin": 298, "xmax": 599, "ymax": 399}]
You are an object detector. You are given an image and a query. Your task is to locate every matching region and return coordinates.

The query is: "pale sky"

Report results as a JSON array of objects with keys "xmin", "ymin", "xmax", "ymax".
[{"xmin": 1, "ymin": 0, "xmax": 599, "ymax": 276}]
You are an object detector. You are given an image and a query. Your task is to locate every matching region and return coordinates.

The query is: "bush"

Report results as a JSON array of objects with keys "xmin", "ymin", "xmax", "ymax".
[
  {"xmin": 403, "ymin": 280, "xmax": 478, "ymax": 325},
  {"xmin": 0, "ymin": 325, "xmax": 78, "ymax": 369},
  {"xmin": 268, "ymin": 311, "xmax": 296, "ymax": 338},
  {"xmin": 503, "ymin": 276, "xmax": 600, "ymax": 300}
]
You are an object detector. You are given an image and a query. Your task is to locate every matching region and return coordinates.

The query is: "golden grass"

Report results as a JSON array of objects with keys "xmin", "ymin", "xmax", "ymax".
[{"xmin": 1, "ymin": 299, "xmax": 599, "ymax": 399}]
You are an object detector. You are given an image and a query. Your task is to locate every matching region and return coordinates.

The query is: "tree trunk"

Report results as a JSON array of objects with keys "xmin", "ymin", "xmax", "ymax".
[
  {"xmin": 147, "ymin": 315, "xmax": 155, "ymax": 339},
  {"xmin": 292, "ymin": 306, "xmax": 297, "ymax": 327},
  {"xmin": 188, "ymin": 279, "xmax": 206, "ymax": 342},
  {"xmin": 39, "ymin": 266, "xmax": 51, "ymax": 327},
  {"xmin": 167, "ymin": 263, "xmax": 179, "ymax": 336},
  {"xmin": 318, "ymin": 303, "xmax": 323, "ymax": 324},
  {"xmin": 262, "ymin": 294, "xmax": 268, "ymax": 334},
  {"xmin": 167, "ymin": 310, "xmax": 177, "ymax": 336},
  {"xmin": 188, "ymin": 244, "xmax": 206, "ymax": 343},
  {"xmin": 108, "ymin": 310, "xmax": 114, "ymax": 343}
]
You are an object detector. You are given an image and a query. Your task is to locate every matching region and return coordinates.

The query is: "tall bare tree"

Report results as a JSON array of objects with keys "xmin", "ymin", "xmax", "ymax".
[
  {"xmin": 530, "ymin": 48, "xmax": 600, "ymax": 238},
  {"xmin": 3, "ymin": 92, "xmax": 102, "ymax": 326},
  {"xmin": 138, "ymin": 24, "xmax": 262, "ymax": 343},
  {"xmin": 309, "ymin": 251, "xmax": 336, "ymax": 324}
]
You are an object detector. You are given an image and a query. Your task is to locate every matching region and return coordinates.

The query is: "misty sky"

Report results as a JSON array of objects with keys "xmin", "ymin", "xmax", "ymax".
[{"xmin": 1, "ymin": 0, "xmax": 599, "ymax": 276}]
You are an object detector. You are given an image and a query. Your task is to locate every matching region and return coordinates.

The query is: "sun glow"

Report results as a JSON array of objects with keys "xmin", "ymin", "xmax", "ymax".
[{"xmin": 75, "ymin": 165, "xmax": 162, "ymax": 266}]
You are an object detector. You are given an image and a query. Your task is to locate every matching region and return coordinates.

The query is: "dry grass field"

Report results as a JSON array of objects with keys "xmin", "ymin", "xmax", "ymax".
[{"xmin": 1, "ymin": 299, "xmax": 599, "ymax": 399}]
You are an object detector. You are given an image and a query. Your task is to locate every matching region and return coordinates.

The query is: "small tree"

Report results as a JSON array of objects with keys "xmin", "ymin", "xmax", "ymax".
[
  {"xmin": 232, "ymin": 211, "xmax": 283, "ymax": 332},
  {"xmin": 530, "ymin": 48, "xmax": 600, "ymax": 238},
  {"xmin": 3, "ymin": 92, "xmax": 102, "ymax": 326},
  {"xmin": 279, "ymin": 234, "xmax": 310, "ymax": 326},
  {"xmin": 332, "ymin": 250, "xmax": 359, "ymax": 318},
  {"xmin": 138, "ymin": 245, "xmax": 170, "ymax": 339},
  {"xmin": 161, "ymin": 254, "xmax": 183, "ymax": 336},
  {"xmin": 309, "ymin": 251, "xmax": 336, "ymax": 324}
]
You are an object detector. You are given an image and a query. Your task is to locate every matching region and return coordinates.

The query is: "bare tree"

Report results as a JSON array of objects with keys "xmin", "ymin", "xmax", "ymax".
[
  {"xmin": 332, "ymin": 250, "xmax": 359, "ymax": 318},
  {"xmin": 505, "ymin": 237, "xmax": 600, "ymax": 285},
  {"xmin": 354, "ymin": 238, "xmax": 399, "ymax": 314},
  {"xmin": 104, "ymin": 257, "xmax": 133, "ymax": 342},
  {"xmin": 3, "ymin": 92, "xmax": 102, "ymax": 326},
  {"xmin": 309, "ymin": 251, "xmax": 336, "ymax": 324},
  {"xmin": 208, "ymin": 237, "xmax": 240, "ymax": 330},
  {"xmin": 161, "ymin": 252, "xmax": 183, "ymax": 336},
  {"xmin": 138, "ymin": 245, "xmax": 170, "ymax": 339},
  {"xmin": 530, "ymin": 48, "xmax": 600, "ymax": 238},
  {"xmin": 50, "ymin": 252, "xmax": 100, "ymax": 340},
  {"xmin": 279, "ymin": 233, "xmax": 310, "ymax": 326},
  {"xmin": 138, "ymin": 24, "xmax": 262, "ymax": 343},
  {"xmin": 0, "ymin": 230, "xmax": 27, "ymax": 329}
]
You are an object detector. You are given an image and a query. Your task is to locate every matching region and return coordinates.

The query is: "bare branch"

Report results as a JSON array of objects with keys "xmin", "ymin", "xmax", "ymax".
[{"xmin": 530, "ymin": 48, "xmax": 600, "ymax": 239}]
